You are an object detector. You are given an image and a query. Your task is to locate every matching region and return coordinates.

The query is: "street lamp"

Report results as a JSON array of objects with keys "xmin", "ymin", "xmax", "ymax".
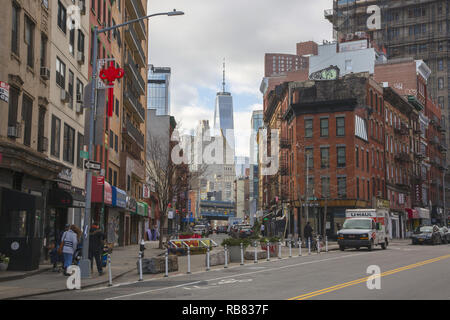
[{"xmin": 80, "ymin": 9, "xmax": 184, "ymax": 278}]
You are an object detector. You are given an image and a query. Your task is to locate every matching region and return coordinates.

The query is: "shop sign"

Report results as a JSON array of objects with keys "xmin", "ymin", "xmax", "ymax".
[
  {"xmin": 415, "ymin": 184, "xmax": 422, "ymax": 203},
  {"xmin": 0, "ymin": 81, "xmax": 9, "ymax": 103},
  {"xmin": 168, "ymin": 210, "xmax": 174, "ymax": 219},
  {"xmin": 142, "ymin": 184, "xmax": 150, "ymax": 199},
  {"xmin": 375, "ymin": 198, "xmax": 390, "ymax": 209},
  {"xmin": 126, "ymin": 196, "xmax": 137, "ymax": 212}
]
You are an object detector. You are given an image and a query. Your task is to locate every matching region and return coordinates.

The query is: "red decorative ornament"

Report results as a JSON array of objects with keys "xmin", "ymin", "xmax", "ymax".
[{"xmin": 99, "ymin": 62, "xmax": 124, "ymax": 117}]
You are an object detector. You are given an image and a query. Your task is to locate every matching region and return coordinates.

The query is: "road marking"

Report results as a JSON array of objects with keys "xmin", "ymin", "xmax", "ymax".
[
  {"xmin": 289, "ymin": 253, "xmax": 450, "ymax": 300},
  {"xmin": 104, "ymin": 252, "xmax": 372, "ymax": 300}
]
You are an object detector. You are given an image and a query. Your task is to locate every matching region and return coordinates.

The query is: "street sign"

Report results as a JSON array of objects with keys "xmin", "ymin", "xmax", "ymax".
[
  {"xmin": 79, "ymin": 150, "xmax": 89, "ymax": 159},
  {"xmin": 84, "ymin": 160, "xmax": 101, "ymax": 171}
]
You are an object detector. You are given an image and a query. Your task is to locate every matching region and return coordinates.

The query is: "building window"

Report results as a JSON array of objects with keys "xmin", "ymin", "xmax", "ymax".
[
  {"xmin": 320, "ymin": 118, "xmax": 329, "ymax": 137},
  {"xmin": 321, "ymin": 176, "xmax": 330, "ymax": 198},
  {"xmin": 11, "ymin": 3, "xmax": 20, "ymax": 55},
  {"xmin": 356, "ymin": 178, "xmax": 360, "ymax": 199},
  {"xmin": 337, "ymin": 177, "xmax": 347, "ymax": 199},
  {"xmin": 57, "ymin": 1, "xmax": 67, "ymax": 34},
  {"xmin": 113, "ymin": 171, "xmax": 117, "ymax": 187},
  {"xmin": 114, "ymin": 134, "xmax": 118, "ymax": 152},
  {"xmin": 56, "ymin": 57, "xmax": 66, "ymax": 89},
  {"xmin": 63, "ymin": 124, "xmax": 75, "ymax": 164},
  {"xmin": 355, "ymin": 146, "xmax": 359, "ymax": 168},
  {"xmin": 320, "ymin": 147, "xmax": 329, "ymax": 168},
  {"xmin": 40, "ymin": 34, "xmax": 47, "ymax": 68},
  {"xmin": 68, "ymin": 70, "xmax": 74, "ymax": 108},
  {"xmin": 24, "ymin": 15, "xmax": 35, "ymax": 69},
  {"xmin": 77, "ymin": 30, "xmax": 85, "ymax": 56},
  {"xmin": 337, "ymin": 146, "xmax": 346, "ymax": 167},
  {"xmin": 77, "ymin": 133, "xmax": 84, "ymax": 168},
  {"xmin": 21, "ymin": 95, "xmax": 33, "ymax": 147},
  {"xmin": 305, "ymin": 148, "xmax": 313, "ymax": 169},
  {"xmin": 76, "ymin": 78, "xmax": 84, "ymax": 105},
  {"xmin": 51, "ymin": 115, "xmax": 61, "ymax": 157},
  {"xmin": 438, "ymin": 78, "xmax": 444, "ymax": 90},
  {"xmin": 336, "ymin": 117, "xmax": 345, "ymax": 136},
  {"xmin": 305, "ymin": 119, "xmax": 313, "ymax": 138}
]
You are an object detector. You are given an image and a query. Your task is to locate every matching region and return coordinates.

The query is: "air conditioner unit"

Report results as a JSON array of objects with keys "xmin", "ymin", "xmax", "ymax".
[
  {"xmin": 7, "ymin": 124, "xmax": 21, "ymax": 138},
  {"xmin": 40, "ymin": 67, "xmax": 50, "ymax": 80},
  {"xmin": 377, "ymin": 191, "xmax": 382, "ymax": 197},
  {"xmin": 75, "ymin": 103, "xmax": 83, "ymax": 113},
  {"xmin": 76, "ymin": 94, "xmax": 83, "ymax": 104},
  {"xmin": 76, "ymin": 51, "xmax": 85, "ymax": 64},
  {"xmin": 60, "ymin": 89, "xmax": 69, "ymax": 103},
  {"xmin": 79, "ymin": 0, "xmax": 86, "ymax": 15}
]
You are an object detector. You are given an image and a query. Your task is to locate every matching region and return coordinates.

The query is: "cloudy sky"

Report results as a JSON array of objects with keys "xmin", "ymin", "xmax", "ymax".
[{"xmin": 147, "ymin": 0, "xmax": 333, "ymax": 157}]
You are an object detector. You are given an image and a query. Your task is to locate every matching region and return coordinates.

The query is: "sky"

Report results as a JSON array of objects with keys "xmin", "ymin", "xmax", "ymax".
[{"xmin": 147, "ymin": 0, "xmax": 333, "ymax": 157}]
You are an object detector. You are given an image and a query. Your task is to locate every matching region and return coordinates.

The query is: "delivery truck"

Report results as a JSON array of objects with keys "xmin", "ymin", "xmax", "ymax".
[{"xmin": 337, "ymin": 209, "xmax": 389, "ymax": 251}]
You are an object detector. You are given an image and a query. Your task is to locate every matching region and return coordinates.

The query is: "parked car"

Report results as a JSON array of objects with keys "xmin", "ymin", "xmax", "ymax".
[
  {"xmin": 192, "ymin": 224, "xmax": 209, "ymax": 237},
  {"xmin": 231, "ymin": 224, "xmax": 253, "ymax": 238},
  {"xmin": 216, "ymin": 225, "xmax": 228, "ymax": 234},
  {"xmin": 438, "ymin": 227, "xmax": 450, "ymax": 244},
  {"xmin": 411, "ymin": 225, "xmax": 442, "ymax": 245}
]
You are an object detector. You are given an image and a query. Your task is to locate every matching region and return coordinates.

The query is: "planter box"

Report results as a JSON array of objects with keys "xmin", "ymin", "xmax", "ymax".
[
  {"xmin": 228, "ymin": 245, "xmax": 244, "ymax": 262},
  {"xmin": 260, "ymin": 243, "xmax": 279, "ymax": 254},
  {"xmin": 138, "ymin": 255, "xmax": 178, "ymax": 274},
  {"xmin": 0, "ymin": 263, "xmax": 8, "ymax": 271}
]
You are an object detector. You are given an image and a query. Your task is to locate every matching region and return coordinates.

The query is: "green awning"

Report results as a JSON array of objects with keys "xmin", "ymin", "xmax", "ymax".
[{"xmin": 137, "ymin": 201, "xmax": 148, "ymax": 217}]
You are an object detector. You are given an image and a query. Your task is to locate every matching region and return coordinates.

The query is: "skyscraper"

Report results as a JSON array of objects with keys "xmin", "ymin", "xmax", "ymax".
[{"xmin": 147, "ymin": 64, "xmax": 171, "ymax": 115}]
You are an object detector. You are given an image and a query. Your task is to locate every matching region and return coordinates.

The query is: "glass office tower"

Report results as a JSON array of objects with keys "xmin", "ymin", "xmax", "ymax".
[{"xmin": 147, "ymin": 64, "xmax": 171, "ymax": 115}]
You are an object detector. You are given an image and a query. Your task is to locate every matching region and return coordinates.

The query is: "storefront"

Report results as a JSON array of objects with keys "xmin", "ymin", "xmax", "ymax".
[
  {"xmin": 90, "ymin": 176, "xmax": 112, "ymax": 230},
  {"xmin": 407, "ymin": 208, "xmax": 430, "ymax": 233},
  {"xmin": 126, "ymin": 196, "xmax": 137, "ymax": 245},
  {"xmin": 109, "ymin": 186, "xmax": 127, "ymax": 247},
  {"xmin": 137, "ymin": 201, "xmax": 149, "ymax": 242}
]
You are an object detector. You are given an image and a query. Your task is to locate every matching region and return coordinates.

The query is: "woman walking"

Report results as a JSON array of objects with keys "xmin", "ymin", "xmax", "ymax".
[{"xmin": 60, "ymin": 225, "xmax": 78, "ymax": 276}]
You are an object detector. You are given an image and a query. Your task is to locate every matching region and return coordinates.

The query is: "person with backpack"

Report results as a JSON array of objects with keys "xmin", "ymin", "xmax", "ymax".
[{"xmin": 59, "ymin": 224, "xmax": 78, "ymax": 276}]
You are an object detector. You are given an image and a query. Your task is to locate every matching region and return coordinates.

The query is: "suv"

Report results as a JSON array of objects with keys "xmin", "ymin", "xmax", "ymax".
[{"xmin": 192, "ymin": 224, "xmax": 209, "ymax": 237}]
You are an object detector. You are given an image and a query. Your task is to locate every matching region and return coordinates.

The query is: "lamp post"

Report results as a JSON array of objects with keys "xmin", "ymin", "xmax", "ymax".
[{"xmin": 80, "ymin": 9, "xmax": 184, "ymax": 278}]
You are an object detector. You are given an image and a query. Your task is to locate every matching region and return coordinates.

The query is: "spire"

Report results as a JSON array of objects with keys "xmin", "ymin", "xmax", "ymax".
[{"xmin": 222, "ymin": 58, "xmax": 226, "ymax": 93}]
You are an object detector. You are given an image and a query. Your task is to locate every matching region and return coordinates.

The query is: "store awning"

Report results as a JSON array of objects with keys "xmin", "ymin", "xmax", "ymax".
[
  {"xmin": 112, "ymin": 186, "xmax": 126, "ymax": 208},
  {"xmin": 91, "ymin": 176, "xmax": 112, "ymax": 205},
  {"xmin": 406, "ymin": 208, "xmax": 419, "ymax": 219},
  {"xmin": 48, "ymin": 187, "xmax": 85, "ymax": 208},
  {"xmin": 137, "ymin": 201, "xmax": 148, "ymax": 217}
]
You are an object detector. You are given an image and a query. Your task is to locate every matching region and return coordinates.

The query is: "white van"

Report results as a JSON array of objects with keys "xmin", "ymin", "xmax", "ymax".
[{"xmin": 337, "ymin": 209, "xmax": 389, "ymax": 251}]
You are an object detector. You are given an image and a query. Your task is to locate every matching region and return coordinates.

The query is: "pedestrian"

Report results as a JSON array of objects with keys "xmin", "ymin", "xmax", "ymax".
[
  {"xmin": 60, "ymin": 224, "xmax": 78, "ymax": 276},
  {"xmin": 147, "ymin": 228, "xmax": 152, "ymax": 242},
  {"xmin": 89, "ymin": 224, "xmax": 105, "ymax": 275},
  {"xmin": 304, "ymin": 222, "xmax": 313, "ymax": 243},
  {"xmin": 260, "ymin": 224, "xmax": 265, "ymax": 237}
]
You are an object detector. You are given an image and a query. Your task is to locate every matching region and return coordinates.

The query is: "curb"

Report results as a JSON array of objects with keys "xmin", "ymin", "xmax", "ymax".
[{"xmin": 0, "ymin": 267, "xmax": 53, "ymax": 283}]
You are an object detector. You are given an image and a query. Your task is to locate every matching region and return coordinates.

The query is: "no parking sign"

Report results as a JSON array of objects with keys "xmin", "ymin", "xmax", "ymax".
[{"xmin": 0, "ymin": 81, "xmax": 9, "ymax": 103}]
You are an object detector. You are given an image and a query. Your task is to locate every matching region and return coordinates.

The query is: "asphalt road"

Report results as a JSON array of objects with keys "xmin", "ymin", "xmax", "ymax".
[{"xmin": 23, "ymin": 242, "xmax": 450, "ymax": 300}]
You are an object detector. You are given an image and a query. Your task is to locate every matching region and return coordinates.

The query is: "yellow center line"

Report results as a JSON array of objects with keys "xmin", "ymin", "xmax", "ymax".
[{"xmin": 288, "ymin": 253, "xmax": 450, "ymax": 300}]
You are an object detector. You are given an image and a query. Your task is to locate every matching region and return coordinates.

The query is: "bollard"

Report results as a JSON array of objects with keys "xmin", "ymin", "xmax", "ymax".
[
  {"xmin": 289, "ymin": 240, "xmax": 292, "ymax": 258},
  {"xmin": 326, "ymin": 236, "xmax": 328, "ymax": 252},
  {"xmin": 254, "ymin": 241, "xmax": 258, "ymax": 264},
  {"xmin": 266, "ymin": 241, "xmax": 270, "ymax": 261},
  {"xmin": 224, "ymin": 245, "xmax": 228, "ymax": 268},
  {"xmin": 278, "ymin": 241, "xmax": 282, "ymax": 259},
  {"xmin": 298, "ymin": 239, "xmax": 302, "ymax": 256},
  {"xmin": 308, "ymin": 238, "xmax": 311, "ymax": 255},
  {"xmin": 240, "ymin": 243, "xmax": 244, "ymax": 266},
  {"xmin": 187, "ymin": 246, "xmax": 191, "ymax": 274},
  {"xmin": 138, "ymin": 251, "xmax": 143, "ymax": 281},
  {"xmin": 107, "ymin": 253, "xmax": 112, "ymax": 287},
  {"xmin": 206, "ymin": 246, "xmax": 210, "ymax": 271},
  {"xmin": 164, "ymin": 248, "xmax": 169, "ymax": 277},
  {"xmin": 317, "ymin": 236, "xmax": 321, "ymax": 254}
]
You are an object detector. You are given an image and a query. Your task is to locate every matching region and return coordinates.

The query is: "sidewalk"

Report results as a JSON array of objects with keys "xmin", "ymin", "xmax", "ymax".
[{"xmin": 0, "ymin": 239, "xmax": 413, "ymax": 299}]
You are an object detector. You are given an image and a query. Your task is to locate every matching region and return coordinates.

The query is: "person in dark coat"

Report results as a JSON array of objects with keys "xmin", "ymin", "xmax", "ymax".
[
  {"xmin": 304, "ymin": 222, "xmax": 313, "ymax": 242},
  {"xmin": 88, "ymin": 224, "xmax": 105, "ymax": 275}
]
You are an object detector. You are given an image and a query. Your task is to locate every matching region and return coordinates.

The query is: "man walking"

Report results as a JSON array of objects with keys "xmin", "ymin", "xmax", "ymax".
[
  {"xmin": 89, "ymin": 224, "xmax": 105, "ymax": 275},
  {"xmin": 260, "ymin": 223, "xmax": 265, "ymax": 237},
  {"xmin": 304, "ymin": 222, "xmax": 313, "ymax": 243}
]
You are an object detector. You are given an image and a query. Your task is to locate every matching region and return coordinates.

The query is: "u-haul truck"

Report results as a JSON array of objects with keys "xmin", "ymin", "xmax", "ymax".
[{"xmin": 337, "ymin": 209, "xmax": 389, "ymax": 251}]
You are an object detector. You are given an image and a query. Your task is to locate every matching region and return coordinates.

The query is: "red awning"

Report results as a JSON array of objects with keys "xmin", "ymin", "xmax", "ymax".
[
  {"xmin": 91, "ymin": 176, "xmax": 112, "ymax": 205},
  {"xmin": 405, "ymin": 208, "xmax": 419, "ymax": 219}
]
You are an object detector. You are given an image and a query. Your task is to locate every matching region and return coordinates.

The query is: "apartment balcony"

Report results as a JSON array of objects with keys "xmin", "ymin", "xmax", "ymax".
[
  {"xmin": 414, "ymin": 151, "xmax": 426, "ymax": 161},
  {"xmin": 125, "ymin": 0, "xmax": 147, "ymax": 40},
  {"xmin": 124, "ymin": 53, "xmax": 146, "ymax": 96},
  {"xmin": 122, "ymin": 118, "xmax": 145, "ymax": 151},
  {"xmin": 394, "ymin": 124, "xmax": 409, "ymax": 136},
  {"xmin": 124, "ymin": 25, "xmax": 146, "ymax": 68},
  {"xmin": 394, "ymin": 152, "xmax": 411, "ymax": 163},
  {"xmin": 123, "ymin": 90, "xmax": 145, "ymax": 123}
]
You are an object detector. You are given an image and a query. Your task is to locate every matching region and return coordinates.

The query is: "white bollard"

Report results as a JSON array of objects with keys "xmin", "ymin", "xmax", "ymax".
[
  {"xmin": 164, "ymin": 248, "xmax": 169, "ymax": 277},
  {"xmin": 278, "ymin": 241, "xmax": 282, "ymax": 259},
  {"xmin": 298, "ymin": 239, "xmax": 302, "ymax": 256},
  {"xmin": 266, "ymin": 241, "xmax": 270, "ymax": 261},
  {"xmin": 326, "ymin": 236, "xmax": 328, "ymax": 252},
  {"xmin": 206, "ymin": 246, "xmax": 210, "ymax": 271},
  {"xmin": 187, "ymin": 246, "xmax": 191, "ymax": 274},
  {"xmin": 308, "ymin": 238, "xmax": 311, "ymax": 255},
  {"xmin": 317, "ymin": 236, "xmax": 321, "ymax": 254},
  {"xmin": 240, "ymin": 243, "xmax": 244, "ymax": 266},
  {"xmin": 224, "ymin": 245, "xmax": 228, "ymax": 268},
  {"xmin": 107, "ymin": 254, "xmax": 112, "ymax": 287},
  {"xmin": 138, "ymin": 252, "xmax": 143, "ymax": 281},
  {"xmin": 289, "ymin": 240, "xmax": 292, "ymax": 258},
  {"xmin": 254, "ymin": 241, "xmax": 258, "ymax": 264}
]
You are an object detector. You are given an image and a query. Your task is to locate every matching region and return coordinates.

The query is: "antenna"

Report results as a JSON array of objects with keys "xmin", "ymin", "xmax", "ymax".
[{"xmin": 222, "ymin": 58, "xmax": 226, "ymax": 93}]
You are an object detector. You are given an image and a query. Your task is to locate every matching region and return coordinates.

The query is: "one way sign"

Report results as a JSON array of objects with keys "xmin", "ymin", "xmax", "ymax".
[{"xmin": 84, "ymin": 160, "xmax": 101, "ymax": 171}]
